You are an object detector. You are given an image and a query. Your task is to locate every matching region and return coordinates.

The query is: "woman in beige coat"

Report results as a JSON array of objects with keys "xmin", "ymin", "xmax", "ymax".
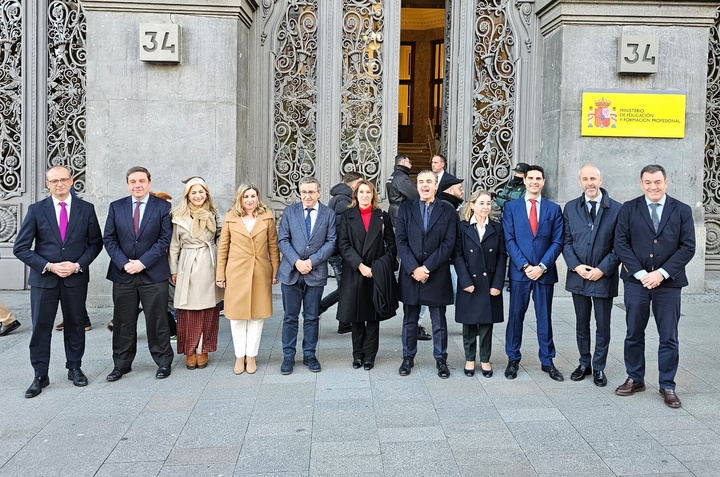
[
  {"xmin": 216, "ymin": 182, "xmax": 280, "ymax": 375},
  {"xmin": 169, "ymin": 178, "xmax": 223, "ymax": 370}
]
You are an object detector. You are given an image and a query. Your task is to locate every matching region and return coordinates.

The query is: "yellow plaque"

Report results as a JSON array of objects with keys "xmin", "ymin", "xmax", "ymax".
[{"xmin": 581, "ymin": 90, "xmax": 686, "ymax": 138}]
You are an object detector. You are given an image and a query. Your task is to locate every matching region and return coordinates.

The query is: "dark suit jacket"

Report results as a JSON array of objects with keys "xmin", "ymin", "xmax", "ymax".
[
  {"xmin": 103, "ymin": 194, "xmax": 172, "ymax": 284},
  {"xmin": 395, "ymin": 199, "xmax": 458, "ymax": 306},
  {"xmin": 13, "ymin": 196, "xmax": 103, "ymax": 288},
  {"xmin": 503, "ymin": 196, "xmax": 563, "ymax": 284},
  {"xmin": 614, "ymin": 194, "xmax": 695, "ymax": 288},
  {"xmin": 277, "ymin": 201, "xmax": 336, "ymax": 287}
]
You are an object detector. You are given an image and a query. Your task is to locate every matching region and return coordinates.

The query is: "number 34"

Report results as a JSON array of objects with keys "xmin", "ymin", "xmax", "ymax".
[{"xmin": 142, "ymin": 31, "xmax": 176, "ymax": 53}]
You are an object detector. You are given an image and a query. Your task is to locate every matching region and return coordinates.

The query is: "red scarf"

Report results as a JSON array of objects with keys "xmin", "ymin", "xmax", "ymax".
[{"xmin": 360, "ymin": 205, "xmax": 372, "ymax": 231}]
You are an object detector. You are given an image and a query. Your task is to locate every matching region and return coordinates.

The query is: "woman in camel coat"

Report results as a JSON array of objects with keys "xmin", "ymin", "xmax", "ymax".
[{"xmin": 216, "ymin": 182, "xmax": 280, "ymax": 375}]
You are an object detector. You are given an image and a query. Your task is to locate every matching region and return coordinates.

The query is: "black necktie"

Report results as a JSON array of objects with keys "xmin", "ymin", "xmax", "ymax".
[
  {"xmin": 305, "ymin": 208, "xmax": 312, "ymax": 237},
  {"xmin": 589, "ymin": 200, "xmax": 597, "ymax": 222}
]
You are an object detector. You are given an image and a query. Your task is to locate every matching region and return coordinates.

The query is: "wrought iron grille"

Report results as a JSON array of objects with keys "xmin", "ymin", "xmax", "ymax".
[
  {"xmin": 0, "ymin": 1, "xmax": 23, "ymax": 200},
  {"xmin": 705, "ymin": 6, "xmax": 720, "ymax": 269}
]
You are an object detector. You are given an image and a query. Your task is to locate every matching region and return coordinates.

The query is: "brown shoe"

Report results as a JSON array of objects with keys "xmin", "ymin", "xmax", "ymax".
[
  {"xmin": 659, "ymin": 388, "xmax": 682, "ymax": 408},
  {"xmin": 615, "ymin": 377, "xmax": 646, "ymax": 396},
  {"xmin": 234, "ymin": 357, "xmax": 245, "ymax": 375},
  {"xmin": 246, "ymin": 356, "xmax": 257, "ymax": 374},
  {"xmin": 185, "ymin": 353, "xmax": 197, "ymax": 370},
  {"xmin": 55, "ymin": 321, "xmax": 64, "ymax": 331},
  {"xmin": 197, "ymin": 353, "xmax": 209, "ymax": 369}
]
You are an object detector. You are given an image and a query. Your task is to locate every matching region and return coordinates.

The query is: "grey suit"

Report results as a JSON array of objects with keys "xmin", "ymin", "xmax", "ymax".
[{"xmin": 277, "ymin": 202, "xmax": 336, "ymax": 358}]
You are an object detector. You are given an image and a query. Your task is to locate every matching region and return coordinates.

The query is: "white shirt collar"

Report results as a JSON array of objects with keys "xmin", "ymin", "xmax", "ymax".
[
  {"xmin": 585, "ymin": 192, "xmax": 602, "ymax": 204},
  {"xmin": 52, "ymin": 194, "xmax": 72, "ymax": 208},
  {"xmin": 645, "ymin": 195, "xmax": 667, "ymax": 207}
]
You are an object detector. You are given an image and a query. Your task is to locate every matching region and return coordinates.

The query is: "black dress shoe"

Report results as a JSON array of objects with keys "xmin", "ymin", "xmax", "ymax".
[
  {"xmin": 480, "ymin": 363, "xmax": 493, "ymax": 378},
  {"xmin": 593, "ymin": 370, "xmax": 607, "ymax": 387},
  {"xmin": 570, "ymin": 364, "xmax": 591, "ymax": 381},
  {"xmin": 0, "ymin": 320, "xmax": 21, "ymax": 336},
  {"xmin": 25, "ymin": 376, "xmax": 49, "ymax": 398},
  {"xmin": 363, "ymin": 361, "xmax": 374, "ymax": 371},
  {"xmin": 399, "ymin": 356, "xmax": 414, "ymax": 376},
  {"xmin": 303, "ymin": 355, "xmax": 322, "ymax": 372},
  {"xmin": 67, "ymin": 368, "xmax": 88, "ymax": 387},
  {"xmin": 505, "ymin": 360, "xmax": 519, "ymax": 379},
  {"xmin": 541, "ymin": 364, "xmax": 564, "ymax": 381},
  {"xmin": 352, "ymin": 358, "xmax": 363, "ymax": 369},
  {"xmin": 464, "ymin": 367, "xmax": 475, "ymax": 377},
  {"xmin": 436, "ymin": 359, "xmax": 450, "ymax": 379},
  {"xmin": 156, "ymin": 366, "xmax": 172, "ymax": 379},
  {"xmin": 55, "ymin": 321, "xmax": 64, "ymax": 331},
  {"xmin": 106, "ymin": 368, "xmax": 126, "ymax": 382},
  {"xmin": 417, "ymin": 326, "xmax": 432, "ymax": 341}
]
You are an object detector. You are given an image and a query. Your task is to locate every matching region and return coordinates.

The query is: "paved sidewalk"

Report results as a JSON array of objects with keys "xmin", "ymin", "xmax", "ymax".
[{"xmin": 1, "ymin": 285, "xmax": 720, "ymax": 476}]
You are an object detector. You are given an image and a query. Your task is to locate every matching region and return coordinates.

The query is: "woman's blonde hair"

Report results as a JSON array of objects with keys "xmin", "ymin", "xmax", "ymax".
[
  {"xmin": 229, "ymin": 182, "xmax": 269, "ymax": 217},
  {"xmin": 171, "ymin": 178, "xmax": 218, "ymax": 218},
  {"xmin": 462, "ymin": 189, "xmax": 493, "ymax": 221},
  {"xmin": 349, "ymin": 180, "xmax": 381, "ymax": 209}
]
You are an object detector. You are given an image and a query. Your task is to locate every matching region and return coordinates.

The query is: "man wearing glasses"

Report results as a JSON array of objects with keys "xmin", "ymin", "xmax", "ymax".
[
  {"xmin": 14, "ymin": 166, "xmax": 103, "ymax": 397},
  {"xmin": 277, "ymin": 176, "xmax": 336, "ymax": 374}
]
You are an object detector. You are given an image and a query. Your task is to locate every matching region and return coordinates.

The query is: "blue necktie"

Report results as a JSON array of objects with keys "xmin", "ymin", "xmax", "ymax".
[
  {"xmin": 305, "ymin": 208, "xmax": 312, "ymax": 237},
  {"xmin": 423, "ymin": 204, "xmax": 429, "ymax": 231},
  {"xmin": 650, "ymin": 203, "xmax": 660, "ymax": 232}
]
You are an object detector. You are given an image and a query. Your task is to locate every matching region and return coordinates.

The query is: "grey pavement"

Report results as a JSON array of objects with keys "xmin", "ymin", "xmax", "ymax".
[{"xmin": 1, "ymin": 283, "xmax": 720, "ymax": 477}]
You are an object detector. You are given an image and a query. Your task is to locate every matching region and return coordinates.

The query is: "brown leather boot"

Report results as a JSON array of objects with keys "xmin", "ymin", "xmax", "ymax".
[
  {"xmin": 234, "ymin": 357, "xmax": 245, "ymax": 375},
  {"xmin": 185, "ymin": 353, "xmax": 197, "ymax": 370},
  {"xmin": 197, "ymin": 353, "xmax": 209, "ymax": 369},
  {"xmin": 246, "ymin": 356, "xmax": 257, "ymax": 374}
]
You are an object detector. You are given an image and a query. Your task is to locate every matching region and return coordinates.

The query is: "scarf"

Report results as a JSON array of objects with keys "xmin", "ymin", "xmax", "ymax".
[{"xmin": 188, "ymin": 203, "xmax": 216, "ymax": 238}]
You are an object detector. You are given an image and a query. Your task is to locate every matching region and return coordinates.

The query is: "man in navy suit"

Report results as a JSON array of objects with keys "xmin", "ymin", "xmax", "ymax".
[
  {"xmin": 395, "ymin": 170, "xmax": 458, "ymax": 379},
  {"xmin": 13, "ymin": 166, "xmax": 103, "ymax": 398},
  {"xmin": 503, "ymin": 165, "xmax": 564, "ymax": 381},
  {"xmin": 277, "ymin": 176, "xmax": 336, "ymax": 375},
  {"xmin": 614, "ymin": 164, "xmax": 695, "ymax": 408},
  {"xmin": 104, "ymin": 166, "xmax": 174, "ymax": 381}
]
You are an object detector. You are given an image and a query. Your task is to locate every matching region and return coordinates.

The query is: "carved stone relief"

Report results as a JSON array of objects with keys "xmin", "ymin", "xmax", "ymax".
[{"xmin": 0, "ymin": 205, "xmax": 18, "ymax": 243}]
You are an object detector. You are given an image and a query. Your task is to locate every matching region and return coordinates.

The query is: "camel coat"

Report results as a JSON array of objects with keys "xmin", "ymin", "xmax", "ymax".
[
  {"xmin": 169, "ymin": 214, "xmax": 223, "ymax": 310},
  {"xmin": 216, "ymin": 209, "xmax": 280, "ymax": 320}
]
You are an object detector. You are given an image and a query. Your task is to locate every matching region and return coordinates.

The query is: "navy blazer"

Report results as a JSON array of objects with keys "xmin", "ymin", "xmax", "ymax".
[
  {"xmin": 103, "ymin": 194, "xmax": 172, "ymax": 284},
  {"xmin": 13, "ymin": 196, "xmax": 103, "ymax": 288},
  {"xmin": 395, "ymin": 199, "xmax": 458, "ymax": 306},
  {"xmin": 614, "ymin": 194, "xmax": 695, "ymax": 288},
  {"xmin": 277, "ymin": 201, "xmax": 336, "ymax": 287},
  {"xmin": 502, "ymin": 196, "xmax": 563, "ymax": 284}
]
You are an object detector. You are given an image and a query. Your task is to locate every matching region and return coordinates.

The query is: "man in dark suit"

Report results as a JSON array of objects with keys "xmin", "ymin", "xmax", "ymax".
[
  {"xmin": 395, "ymin": 170, "xmax": 458, "ymax": 379},
  {"xmin": 562, "ymin": 165, "xmax": 621, "ymax": 387},
  {"xmin": 104, "ymin": 166, "xmax": 174, "ymax": 381},
  {"xmin": 503, "ymin": 164, "xmax": 564, "ymax": 381},
  {"xmin": 431, "ymin": 153, "xmax": 459, "ymax": 205},
  {"xmin": 277, "ymin": 176, "xmax": 336, "ymax": 375},
  {"xmin": 13, "ymin": 166, "xmax": 103, "ymax": 398},
  {"xmin": 614, "ymin": 164, "xmax": 695, "ymax": 408}
]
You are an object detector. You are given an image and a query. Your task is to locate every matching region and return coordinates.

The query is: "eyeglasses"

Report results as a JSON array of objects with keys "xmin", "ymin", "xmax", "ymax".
[
  {"xmin": 300, "ymin": 190, "xmax": 319, "ymax": 196},
  {"xmin": 47, "ymin": 177, "xmax": 72, "ymax": 185}
]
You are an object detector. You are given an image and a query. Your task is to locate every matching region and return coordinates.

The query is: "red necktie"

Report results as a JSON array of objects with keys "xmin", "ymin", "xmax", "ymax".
[
  {"xmin": 59, "ymin": 202, "xmax": 68, "ymax": 241},
  {"xmin": 529, "ymin": 199, "xmax": 538, "ymax": 235},
  {"xmin": 133, "ymin": 201, "xmax": 141, "ymax": 235}
]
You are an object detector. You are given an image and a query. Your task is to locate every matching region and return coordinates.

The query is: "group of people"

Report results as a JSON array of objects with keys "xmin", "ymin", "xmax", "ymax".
[{"xmin": 7, "ymin": 158, "xmax": 695, "ymax": 410}]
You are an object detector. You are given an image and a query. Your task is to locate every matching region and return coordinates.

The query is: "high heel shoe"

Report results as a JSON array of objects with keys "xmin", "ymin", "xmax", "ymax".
[
  {"xmin": 352, "ymin": 358, "xmax": 362, "ymax": 369},
  {"xmin": 464, "ymin": 361, "xmax": 475, "ymax": 377},
  {"xmin": 480, "ymin": 362, "xmax": 493, "ymax": 378},
  {"xmin": 363, "ymin": 361, "xmax": 374, "ymax": 371}
]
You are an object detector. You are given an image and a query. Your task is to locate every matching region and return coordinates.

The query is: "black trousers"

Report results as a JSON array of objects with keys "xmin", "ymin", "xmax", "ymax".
[
  {"xmin": 572, "ymin": 293, "xmax": 612, "ymax": 370},
  {"xmin": 351, "ymin": 321, "xmax": 380, "ymax": 362},
  {"xmin": 462, "ymin": 323, "xmax": 493, "ymax": 362},
  {"xmin": 112, "ymin": 277, "xmax": 174, "ymax": 370},
  {"xmin": 29, "ymin": 282, "xmax": 87, "ymax": 377}
]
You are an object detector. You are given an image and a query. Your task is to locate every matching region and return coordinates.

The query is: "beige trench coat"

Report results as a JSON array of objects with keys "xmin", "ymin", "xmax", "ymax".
[
  {"xmin": 216, "ymin": 210, "xmax": 280, "ymax": 320},
  {"xmin": 169, "ymin": 215, "xmax": 223, "ymax": 310}
]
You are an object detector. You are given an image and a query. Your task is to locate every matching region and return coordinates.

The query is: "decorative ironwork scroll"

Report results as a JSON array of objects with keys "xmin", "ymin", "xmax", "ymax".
[
  {"xmin": 0, "ymin": 205, "xmax": 18, "ymax": 243},
  {"xmin": 0, "ymin": 0, "xmax": 23, "ymax": 200},
  {"xmin": 470, "ymin": 0, "xmax": 515, "ymax": 195},
  {"xmin": 339, "ymin": 0, "xmax": 384, "ymax": 187},
  {"xmin": 47, "ymin": 0, "xmax": 86, "ymax": 194},
  {"xmin": 705, "ymin": 6, "xmax": 720, "ymax": 267},
  {"xmin": 271, "ymin": 1, "xmax": 318, "ymax": 204},
  {"xmin": 440, "ymin": 0, "xmax": 451, "ymax": 157}
]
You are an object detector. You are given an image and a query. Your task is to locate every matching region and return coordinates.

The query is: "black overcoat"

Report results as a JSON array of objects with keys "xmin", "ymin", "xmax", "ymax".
[
  {"xmin": 336, "ymin": 206, "xmax": 397, "ymax": 323},
  {"xmin": 453, "ymin": 219, "xmax": 507, "ymax": 325}
]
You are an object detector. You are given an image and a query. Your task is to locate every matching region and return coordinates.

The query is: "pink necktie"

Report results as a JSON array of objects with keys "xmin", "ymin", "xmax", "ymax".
[
  {"xmin": 529, "ymin": 199, "xmax": 538, "ymax": 235},
  {"xmin": 133, "ymin": 201, "xmax": 141, "ymax": 235},
  {"xmin": 59, "ymin": 202, "xmax": 68, "ymax": 241}
]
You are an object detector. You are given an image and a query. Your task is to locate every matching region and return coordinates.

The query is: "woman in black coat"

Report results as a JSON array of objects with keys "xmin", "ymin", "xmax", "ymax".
[
  {"xmin": 336, "ymin": 180, "xmax": 396, "ymax": 370},
  {"xmin": 453, "ymin": 190, "xmax": 508, "ymax": 377}
]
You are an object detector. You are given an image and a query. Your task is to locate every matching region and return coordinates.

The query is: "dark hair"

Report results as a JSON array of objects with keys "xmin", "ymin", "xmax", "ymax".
[
  {"xmin": 342, "ymin": 171, "xmax": 363, "ymax": 184},
  {"xmin": 126, "ymin": 166, "xmax": 151, "ymax": 182},
  {"xmin": 433, "ymin": 154, "xmax": 446, "ymax": 165},
  {"xmin": 525, "ymin": 164, "xmax": 545, "ymax": 179},
  {"xmin": 640, "ymin": 164, "xmax": 666, "ymax": 179},
  {"xmin": 394, "ymin": 154, "xmax": 409, "ymax": 165},
  {"xmin": 349, "ymin": 180, "xmax": 381, "ymax": 209}
]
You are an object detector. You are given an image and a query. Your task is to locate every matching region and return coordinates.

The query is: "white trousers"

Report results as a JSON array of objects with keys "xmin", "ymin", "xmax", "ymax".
[{"xmin": 229, "ymin": 318, "xmax": 264, "ymax": 358}]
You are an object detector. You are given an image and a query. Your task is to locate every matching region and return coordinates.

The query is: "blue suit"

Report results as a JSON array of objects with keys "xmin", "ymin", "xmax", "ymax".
[
  {"xmin": 277, "ymin": 201, "xmax": 336, "ymax": 359},
  {"xmin": 13, "ymin": 196, "xmax": 103, "ymax": 377},
  {"xmin": 502, "ymin": 196, "xmax": 563, "ymax": 366},
  {"xmin": 614, "ymin": 194, "xmax": 695, "ymax": 389},
  {"xmin": 103, "ymin": 194, "xmax": 174, "ymax": 370}
]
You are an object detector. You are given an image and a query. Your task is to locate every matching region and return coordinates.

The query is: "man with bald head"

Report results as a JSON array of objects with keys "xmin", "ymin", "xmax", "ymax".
[{"xmin": 562, "ymin": 165, "xmax": 621, "ymax": 387}]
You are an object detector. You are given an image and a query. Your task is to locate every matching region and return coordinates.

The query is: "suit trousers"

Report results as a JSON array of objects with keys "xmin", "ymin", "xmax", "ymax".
[
  {"xmin": 505, "ymin": 279, "xmax": 556, "ymax": 366},
  {"xmin": 463, "ymin": 324, "xmax": 493, "ymax": 362},
  {"xmin": 402, "ymin": 304, "xmax": 448, "ymax": 361},
  {"xmin": 281, "ymin": 277, "xmax": 324, "ymax": 359},
  {"xmin": 29, "ymin": 281, "xmax": 86, "ymax": 377},
  {"xmin": 351, "ymin": 321, "xmax": 380, "ymax": 362},
  {"xmin": 623, "ymin": 282, "xmax": 681, "ymax": 389},
  {"xmin": 111, "ymin": 276, "xmax": 174, "ymax": 370},
  {"xmin": 0, "ymin": 299, "xmax": 16, "ymax": 326},
  {"xmin": 572, "ymin": 293, "xmax": 612, "ymax": 370},
  {"xmin": 319, "ymin": 255, "xmax": 343, "ymax": 314},
  {"xmin": 229, "ymin": 318, "xmax": 264, "ymax": 357}
]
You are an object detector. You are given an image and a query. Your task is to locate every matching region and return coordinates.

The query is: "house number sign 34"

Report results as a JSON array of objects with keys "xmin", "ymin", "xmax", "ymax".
[
  {"xmin": 618, "ymin": 34, "xmax": 658, "ymax": 74},
  {"xmin": 139, "ymin": 24, "xmax": 181, "ymax": 63}
]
